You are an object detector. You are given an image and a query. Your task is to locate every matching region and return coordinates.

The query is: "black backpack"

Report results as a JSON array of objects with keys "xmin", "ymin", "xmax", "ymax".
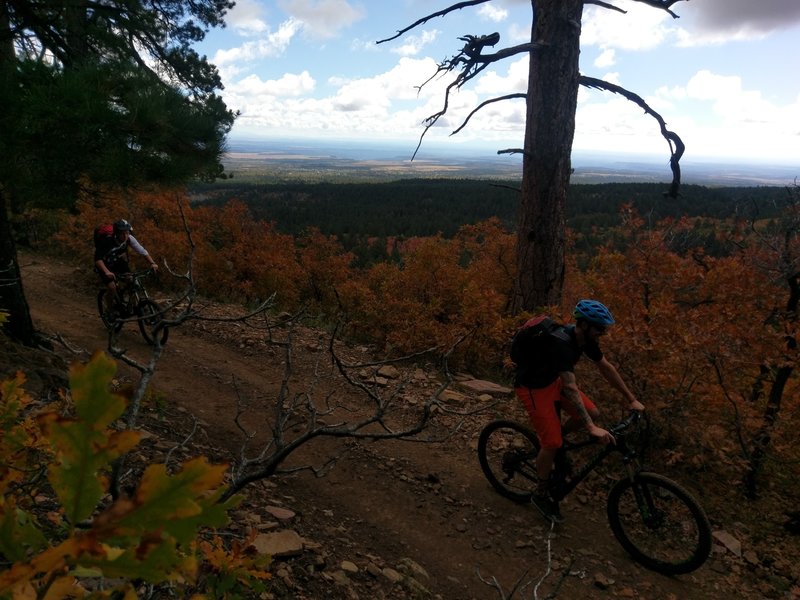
[{"xmin": 510, "ymin": 315, "xmax": 562, "ymax": 372}]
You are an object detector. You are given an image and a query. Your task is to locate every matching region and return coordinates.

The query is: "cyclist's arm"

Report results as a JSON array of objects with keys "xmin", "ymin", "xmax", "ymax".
[
  {"xmin": 560, "ymin": 371, "xmax": 614, "ymax": 443},
  {"xmin": 128, "ymin": 235, "xmax": 158, "ymax": 269},
  {"xmin": 595, "ymin": 357, "xmax": 644, "ymax": 411},
  {"xmin": 95, "ymin": 258, "xmax": 114, "ymax": 279}
]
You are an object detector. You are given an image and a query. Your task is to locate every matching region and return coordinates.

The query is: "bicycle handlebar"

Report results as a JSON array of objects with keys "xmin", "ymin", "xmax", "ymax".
[
  {"xmin": 117, "ymin": 268, "xmax": 155, "ymax": 281},
  {"xmin": 610, "ymin": 410, "xmax": 643, "ymax": 436}
]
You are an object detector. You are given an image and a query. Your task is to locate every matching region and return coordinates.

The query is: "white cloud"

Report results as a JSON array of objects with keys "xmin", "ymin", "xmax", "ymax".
[
  {"xmin": 279, "ymin": 0, "xmax": 365, "ymax": 39},
  {"xmin": 212, "ymin": 18, "xmax": 301, "ymax": 77},
  {"xmin": 581, "ymin": 2, "xmax": 676, "ymax": 51},
  {"xmin": 474, "ymin": 56, "xmax": 528, "ymax": 95},
  {"xmin": 223, "ymin": 52, "xmax": 530, "ymax": 144},
  {"xmin": 390, "ymin": 30, "xmax": 439, "ymax": 57},
  {"xmin": 575, "ymin": 67, "xmax": 800, "ymax": 161},
  {"xmin": 232, "ymin": 71, "xmax": 316, "ymax": 97},
  {"xmin": 594, "ymin": 48, "xmax": 616, "ymax": 69},
  {"xmin": 478, "ymin": 4, "xmax": 509, "ymax": 23},
  {"xmin": 225, "ymin": 0, "xmax": 270, "ymax": 35},
  {"xmin": 683, "ymin": 70, "xmax": 783, "ymax": 124}
]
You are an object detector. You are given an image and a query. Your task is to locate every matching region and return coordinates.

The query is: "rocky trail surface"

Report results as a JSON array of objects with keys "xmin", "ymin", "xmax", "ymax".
[{"xmin": 8, "ymin": 251, "xmax": 797, "ymax": 599}]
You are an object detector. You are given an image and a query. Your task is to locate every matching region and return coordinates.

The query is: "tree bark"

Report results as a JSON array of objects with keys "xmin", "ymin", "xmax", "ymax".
[
  {"xmin": 0, "ymin": 190, "xmax": 37, "ymax": 346},
  {"xmin": 513, "ymin": 0, "xmax": 583, "ymax": 312},
  {"xmin": 0, "ymin": 5, "xmax": 36, "ymax": 345}
]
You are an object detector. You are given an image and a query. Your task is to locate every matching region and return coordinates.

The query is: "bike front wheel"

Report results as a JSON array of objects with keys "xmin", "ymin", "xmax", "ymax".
[
  {"xmin": 607, "ymin": 471, "xmax": 712, "ymax": 575},
  {"xmin": 136, "ymin": 299, "xmax": 169, "ymax": 346},
  {"xmin": 477, "ymin": 420, "xmax": 540, "ymax": 503}
]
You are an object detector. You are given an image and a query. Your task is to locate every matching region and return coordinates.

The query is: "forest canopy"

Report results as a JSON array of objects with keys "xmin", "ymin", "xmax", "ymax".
[{"xmin": 189, "ymin": 180, "xmax": 787, "ymax": 259}]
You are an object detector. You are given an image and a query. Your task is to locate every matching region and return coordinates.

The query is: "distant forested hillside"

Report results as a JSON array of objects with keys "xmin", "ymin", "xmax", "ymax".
[{"xmin": 191, "ymin": 179, "xmax": 788, "ymax": 243}]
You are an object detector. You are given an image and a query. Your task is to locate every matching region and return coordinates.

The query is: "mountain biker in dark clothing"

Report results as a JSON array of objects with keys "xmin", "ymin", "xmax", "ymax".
[
  {"xmin": 95, "ymin": 219, "xmax": 158, "ymax": 307},
  {"xmin": 513, "ymin": 299, "xmax": 645, "ymax": 522}
]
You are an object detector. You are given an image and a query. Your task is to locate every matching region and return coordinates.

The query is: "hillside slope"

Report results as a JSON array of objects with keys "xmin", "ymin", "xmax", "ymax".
[{"xmin": 9, "ymin": 250, "xmax": 795, "ymax": 599}]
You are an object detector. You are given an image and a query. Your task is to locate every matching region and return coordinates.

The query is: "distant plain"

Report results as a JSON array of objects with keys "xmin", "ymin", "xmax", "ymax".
[{"xmin": 222, "ymin": 138, "xmax": 799, "ymax": 187}]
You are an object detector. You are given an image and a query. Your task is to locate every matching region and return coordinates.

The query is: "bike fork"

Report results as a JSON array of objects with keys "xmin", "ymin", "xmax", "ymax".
[{"xmin": 624, "ymin": 467, "xmax": 659, "ymax": 526}]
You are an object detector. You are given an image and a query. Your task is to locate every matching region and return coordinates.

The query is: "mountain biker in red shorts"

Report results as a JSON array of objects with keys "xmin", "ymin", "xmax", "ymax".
[{"xmin": 513, "ymin": 299, "xmax": 645, "ymax": 522}]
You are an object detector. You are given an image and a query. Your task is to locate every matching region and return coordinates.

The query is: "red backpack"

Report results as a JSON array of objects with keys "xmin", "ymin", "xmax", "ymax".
[{"xmin": 93, "ymin": 223, "xmax": 114, "ymax": 248}]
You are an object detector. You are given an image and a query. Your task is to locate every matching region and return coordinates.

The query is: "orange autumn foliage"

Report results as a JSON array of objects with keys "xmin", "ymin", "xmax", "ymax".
[{"xmin": 50, "ymin": 189, "xmax": 800, "ymax": 499}]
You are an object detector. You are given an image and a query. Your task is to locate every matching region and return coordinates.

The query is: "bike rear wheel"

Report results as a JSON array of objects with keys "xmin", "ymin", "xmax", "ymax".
[
  {"xmin": 136, "ymin": 299, "xmax": 169, "ymax": 346},
  {"xmin": 97, "ymin": 290, "xmax": 123, "ymax": 333},
  {"xmin": 477, "ymin": 420, "xmax": 540, "ymax": 503},
  {"xmin": 607, "ymin": 471, "xmax": 711, "ymax": 575}
]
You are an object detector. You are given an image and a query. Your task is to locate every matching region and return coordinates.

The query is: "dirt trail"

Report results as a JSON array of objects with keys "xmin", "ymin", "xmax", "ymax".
[{"xmin": 17, "ymin": 251, "xmax": 739, "ymax": 599}]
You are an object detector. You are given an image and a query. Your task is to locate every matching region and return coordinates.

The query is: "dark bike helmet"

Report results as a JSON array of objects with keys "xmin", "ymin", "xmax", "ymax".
[
  {"xmin": 573, "ymin": 299, "xmax": 615, "ymax": 327},
  {"xmin": 113, "ymin": 219, "xmax": 132, "ymax": 233}
]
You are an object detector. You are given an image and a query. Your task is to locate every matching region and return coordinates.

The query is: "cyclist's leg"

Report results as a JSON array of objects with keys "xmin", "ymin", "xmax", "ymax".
[
  {"xmin": 111, "ymin": 263, "xmax": 131, "ymax": 306},
  {"xmin": 97, "ymin": 270, "xmax": 119, "ymax": 312},
  {"xmin": 517, "ymin": 381, "xmax": 566, "ymax": 522},
  {"xmin": 561, "ymin": 390, "xmax": 599, "ymax": 435},
  {"xmin": 516, "ymin": 381, "xmax": 563, "ymax": 484}
]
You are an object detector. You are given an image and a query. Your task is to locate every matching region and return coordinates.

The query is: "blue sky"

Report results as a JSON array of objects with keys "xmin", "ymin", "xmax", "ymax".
[{"xmin": 195, "ymin": 0, "xmax": 800, "ymax": 165}]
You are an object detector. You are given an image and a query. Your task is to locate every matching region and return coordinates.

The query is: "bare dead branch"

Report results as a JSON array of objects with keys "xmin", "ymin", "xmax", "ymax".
[
  {"xmin": 451, "ymin": 93, "xmax": 526, "ymax": 135},
  {"xmin": 476, "ymin": 565, "xmax": 531, "ymax": 599},
  {"xmin": 376, "ymin": 0, "xmax": 492, "ymax": 44},
  {"xmin": 218, "ymin": 321, "xmax": 494, "ymax": 502},
  {"xmin": 630, "ymin": 0, "xmax": 685, "ymax": 19},
  {"xmin": 580, "ymin": 75, "xmax": 685, "ymax": 198},
  {"xmin": 410, "ymin": 36, "xmax": 539, "ymax": 160},
  {"xmin": 587, "ymin": 0, "xmax": 684, "ymax": 17},
  {"xmin": 584, "ymin": 0, "xmax": 627, "ymax": 14},
  {"xmin": 164, "ymin": 415, "xmax": 199, "ymax": 470},
  {"xmin": 498, "ymin": 148, "xmax": 530, "ymax": 158}
]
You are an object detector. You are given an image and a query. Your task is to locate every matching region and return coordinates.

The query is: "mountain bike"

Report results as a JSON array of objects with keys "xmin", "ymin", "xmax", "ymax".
[
  {"xmin": 477, "ymin": 412, "xmax": 712, "ymax": 575},
  {"xmin": 97, "ymin": 269, "xmax": 169, "ymax": 346}
]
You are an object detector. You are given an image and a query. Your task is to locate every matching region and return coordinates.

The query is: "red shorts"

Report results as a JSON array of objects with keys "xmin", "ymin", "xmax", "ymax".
[{"xmin": 515, "ymin": 379, "xmax": 597, "ymax": 449}]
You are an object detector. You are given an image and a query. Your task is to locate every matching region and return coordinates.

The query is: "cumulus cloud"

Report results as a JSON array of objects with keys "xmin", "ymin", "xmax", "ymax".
[
  {"xmin": 594, "ymin": 48, "xmax": 616, "ymax": 69},
  {"xmin": 279, "ymin": 0, "xmax": 365, "ymax": 39},
  {"xmin": 390, "ymin": 30, "xmax": 439, "ymax": 57},
  {"xmin": 232, "ymin": 71, "xmax": 316, "ymax": 97},
  {"xmin": 212, "ymin": 18, "xmax": 301, "ymax": 75},
  {"xmin": 582, "ymin": 2, "xmax": 675, "ymax": 51},
  {"xmin": 478, "ymin": 4, "xmax": 508, "ymax": 23},
  {"xmin": 225, "ymin": 0, "xmax": 270, "ymax": 35},
  {"xmin": 576, "ymin": 67, "xmax": 800, "ymax": 160},
  {"xmin": 474, "ymin": 56, "xmax": 528, "ymax": 95},
  {"xmin": 683, "ymin": 70, "xmax": 779, "ymax": 123}
]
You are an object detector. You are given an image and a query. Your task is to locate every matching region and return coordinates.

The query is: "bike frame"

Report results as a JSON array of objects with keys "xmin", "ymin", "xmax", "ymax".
[
  {"xmin": 550, "ymin": 428, "xmax": 640, "ymax": 502},
  {"xmin": 115, "ymin": 270, "xmax": 153, "ymax": 314}
]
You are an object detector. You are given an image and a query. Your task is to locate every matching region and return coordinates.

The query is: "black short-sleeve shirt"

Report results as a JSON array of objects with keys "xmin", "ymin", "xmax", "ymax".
[
  {"xmin": 95, "ymin": 237, "xmax": 129, "ymax": 272},
  {"xmin": 515, "ymin": 325, "xmax": 603, "ymax": 389}
]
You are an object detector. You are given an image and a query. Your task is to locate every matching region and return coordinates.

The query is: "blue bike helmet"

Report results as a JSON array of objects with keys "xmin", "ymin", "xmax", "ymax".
[{"xmin": 573, "ymin": 299, "xmax": 615, "ymax": 327}]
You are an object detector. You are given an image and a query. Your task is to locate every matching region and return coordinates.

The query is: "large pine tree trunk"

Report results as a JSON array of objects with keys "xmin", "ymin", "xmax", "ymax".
[
  {"xmin": 0, "ymin": 191, "xmax": 36, "ymax": 346},
  {"xmin": 513, "ymin": 0, "xmax": 583, "ymax": 312},
  {"xmin": 0, "ymin": 6, "xmax": 36, "ymax": 346}
]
